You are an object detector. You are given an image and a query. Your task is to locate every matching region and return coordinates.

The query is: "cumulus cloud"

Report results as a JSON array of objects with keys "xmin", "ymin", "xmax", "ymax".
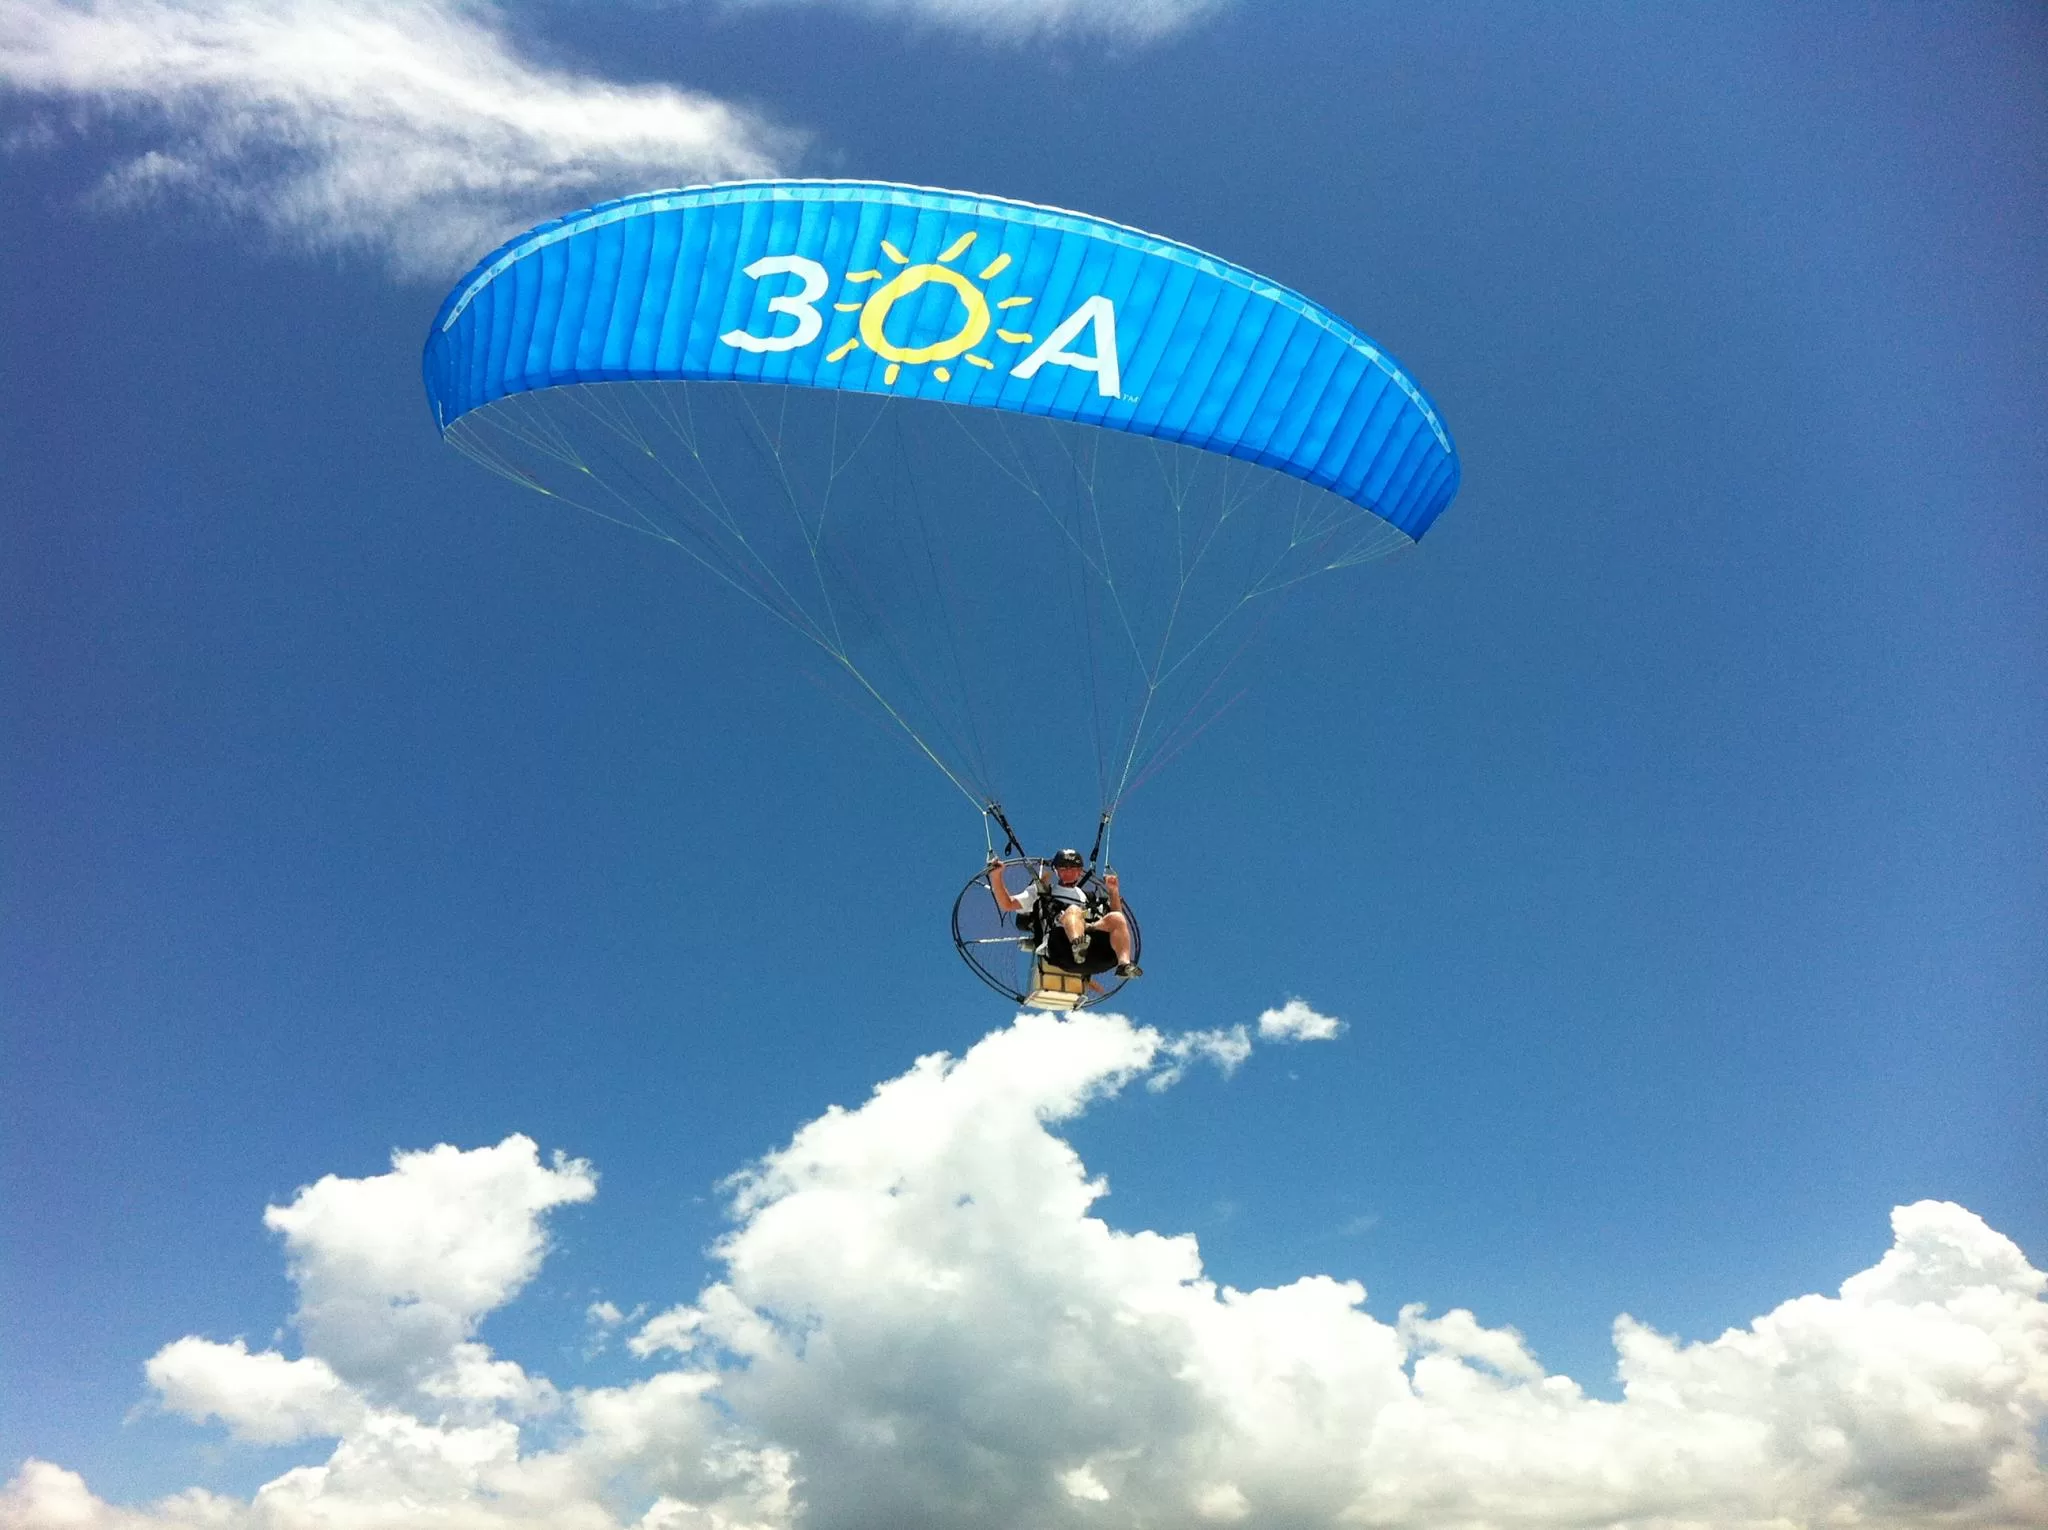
[
  {"xmin": 6, "ymin": 1012, "xmax": 2046, "ymax": 1530},
  {"xmin": 128, "ymin": 1131, "xmax": 597, "ymax": 1470},
  {"xmin": 724, "ymin": 0, "xmax": 1227, "ymax": 43},
  {"xmin": 1256, "ymin": 996, "xmax": 1345, "ymax": 1042},
  {"xmin": 145, "ymin": 1338, "xmax": 363, "ymax": 1445},
  {"xmin": 0, "ymin": 0, "xmax": 793, "ymax": 274},
  {"xmin": 263, "ymin": 1134, "xmax": 594, "ymax": 1403}
]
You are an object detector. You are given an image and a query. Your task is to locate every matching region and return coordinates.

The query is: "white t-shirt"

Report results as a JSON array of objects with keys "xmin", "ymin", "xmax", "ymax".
[{"xmin": 1008, "ymin": 878, "xmax": 1097, "ymax": 920}]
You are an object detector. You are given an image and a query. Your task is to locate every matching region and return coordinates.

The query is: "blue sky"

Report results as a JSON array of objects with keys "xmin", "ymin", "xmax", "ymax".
[{"xmin": 2, "ymin": 3, "xmax": 2044, "ymax": 1526}]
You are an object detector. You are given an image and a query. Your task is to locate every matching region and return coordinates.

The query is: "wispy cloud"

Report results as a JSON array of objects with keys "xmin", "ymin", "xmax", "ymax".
[
  {"xmin": 1149, "ymin": 1022, "xmax": 1251, "ymax": 1090},
  {"xmin": 725, "ymin": 0, "xmax": 1226, "ymax": 43},
  {"xmin": 7, "ymin": 1013, "xmax": 2046, "ymax": 1529},
  {"xmin": 0, "ymin": 0, "xmax": 794, "ymax": 275}
]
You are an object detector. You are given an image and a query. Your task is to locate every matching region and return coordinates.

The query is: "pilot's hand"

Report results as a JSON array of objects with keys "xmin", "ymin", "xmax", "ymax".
[
  {"xmin": 986, "ymin": 856, "xmax": 1004, "ymax": 873},
  {"xmin": 1104, "ymin": 873, "xmax": 1120, "ymax": 894}
]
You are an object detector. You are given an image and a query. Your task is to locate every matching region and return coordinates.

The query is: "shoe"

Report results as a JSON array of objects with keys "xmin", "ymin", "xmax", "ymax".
[{"xmin": 1115, "ymin": 962, "xmax": 1143, "ymax": 979}]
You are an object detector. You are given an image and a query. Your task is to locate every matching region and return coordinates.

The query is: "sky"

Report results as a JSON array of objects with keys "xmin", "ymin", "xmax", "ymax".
[{"xmin": 1, "ymin": 2, "xmax": 2044, "ymax": 1527}]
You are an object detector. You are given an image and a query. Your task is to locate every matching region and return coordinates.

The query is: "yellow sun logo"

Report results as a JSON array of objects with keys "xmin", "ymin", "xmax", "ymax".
[{"xmin": 823, "ymin": 232, "xmax": 1038, "ymax": 386}]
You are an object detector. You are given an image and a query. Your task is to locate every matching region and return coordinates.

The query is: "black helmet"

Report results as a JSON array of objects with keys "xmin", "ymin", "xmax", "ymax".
[{"xmin": 1050, "ymin": 848, "xmax": 1085, "ymax": 869}]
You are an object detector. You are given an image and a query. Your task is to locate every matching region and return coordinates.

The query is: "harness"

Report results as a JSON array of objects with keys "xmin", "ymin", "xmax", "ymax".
[{"xmin": 1015, "ymin": 870, "xmax": 1101, "ymax": 933}]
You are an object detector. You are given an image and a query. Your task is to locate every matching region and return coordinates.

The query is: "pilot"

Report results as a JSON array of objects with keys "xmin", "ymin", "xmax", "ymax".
[{"xmin": 987, "ymin": 848, "xmax": 1141, "ymax": 978}]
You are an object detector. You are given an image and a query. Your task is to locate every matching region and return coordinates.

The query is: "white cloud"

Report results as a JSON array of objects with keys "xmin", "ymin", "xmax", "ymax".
[
  {"xmin": 263, "ymin": 1134, "xmax": 594, "ymax": 1406},
  {"xmin": 6, "ymin": 1014, "xmax": 2046, "ymax": 1530},
  {"xmin": 585, "ymin": 1300, "xmax": 646, "ymax": 1360},
  {"xmin": 1149, "ymin": 1022, "xmax": 1251, "ymax": 1090},
  {"xmin": 145, "ymin": 1338, "xmax": 363, "ymax": 1445},
  {"xmin": 725, "ymin": 0, "xmax": 1225, "ymax": 43},
  {"xmin": 1256, "ymin": 996, "xmax": 1345, "ymax": 1042},
  {"xmin": 0, "ymin": 1460, "xmax": 240, "ymax": 1530},
  {"xmin": 0, "ymin": 0, "xmax": 793, "ymax": 274}
]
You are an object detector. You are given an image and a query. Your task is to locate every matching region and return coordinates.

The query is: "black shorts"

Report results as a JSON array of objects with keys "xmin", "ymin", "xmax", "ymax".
[{"xmin": 1045, "ymin": 924, "xmax": 1119, "ymax": 976}]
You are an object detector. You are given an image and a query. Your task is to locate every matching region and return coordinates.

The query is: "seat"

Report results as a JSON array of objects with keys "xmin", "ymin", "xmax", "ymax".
[{"xmin": 1023, "ymin": 959, "xmax": 1090, "ymax": 1011}]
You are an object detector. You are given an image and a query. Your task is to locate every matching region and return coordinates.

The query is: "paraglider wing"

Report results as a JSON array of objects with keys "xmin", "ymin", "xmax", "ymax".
[{"xmin": 424, "ymin": 180, "xmax": 1458, "ymax": 539}]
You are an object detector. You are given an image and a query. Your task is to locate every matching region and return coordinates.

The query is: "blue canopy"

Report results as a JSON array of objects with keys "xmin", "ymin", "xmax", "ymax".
[{"xmin": 424, "ymin": 180, "xmax": 1459, "ymax": 540}]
